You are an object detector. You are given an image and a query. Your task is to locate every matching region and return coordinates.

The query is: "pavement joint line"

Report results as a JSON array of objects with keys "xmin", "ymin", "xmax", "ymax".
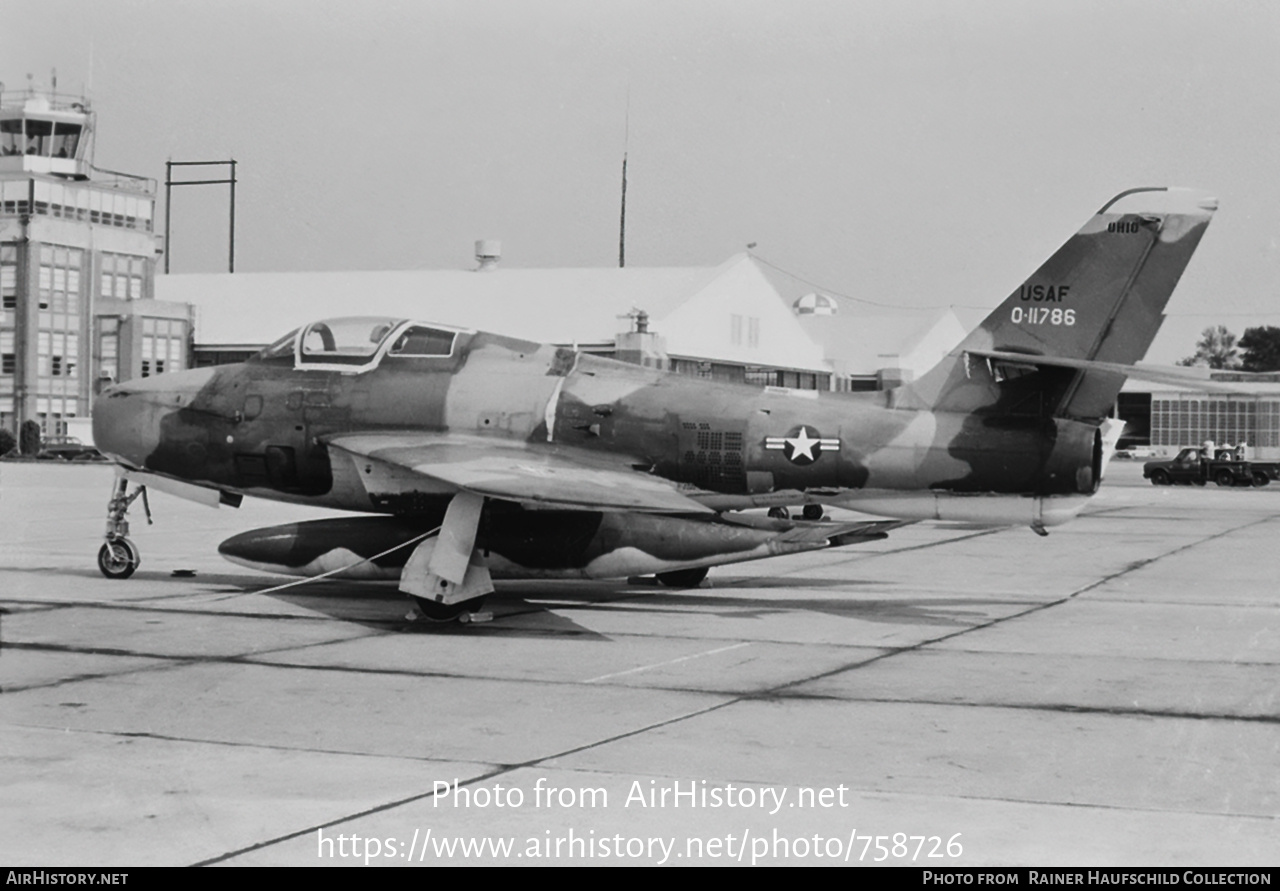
[
  {"xmin": 191, "ymin": 695, "xmax": 742, "ymax": 867},
  {"xmin": 2, "ymin": 662, "xmax": 183, "ymax": 695},
  {"xmin": 515, "ymin": 760, "xmax": 1280, "ymax": 824},
  {"xmin": 10, "ymin": 630, "xmax": 1275, "ymax": 699},
  {"xmin": 4, "ymin": 634, "xmax": 812, "ymax": 695},
  {"xmin": 749, "ymin": 510, "xmax": 1280, "ymax": 697},
  {"xmin": 1, "ymin": 644, "xmax": 794, "ymax": 694},
  {"xmin": 883, "ymin": 645, "xmax": 1280, "ymax": 668},
  {"xmin": 769, "ymin": 693, "xmax": 1280, "ymax": 725},
  {"xmin": 0, "ymin": 597, "xmax": 412, "ymax": 622},
  {"xmin": 6, "ymin": 720, "xmax": 502, "ymax": 767}
]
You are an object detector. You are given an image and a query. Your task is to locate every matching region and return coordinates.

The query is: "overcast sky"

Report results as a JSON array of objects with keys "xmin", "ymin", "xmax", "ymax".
[{"xmin": 5, "ymin": 0, "xmax": 1279, "ymax": 361}]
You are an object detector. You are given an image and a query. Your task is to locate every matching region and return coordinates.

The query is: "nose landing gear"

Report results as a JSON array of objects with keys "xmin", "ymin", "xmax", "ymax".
[{"xmin": 98, "ymin": 476, "xmax": 150, "ymax": 579}]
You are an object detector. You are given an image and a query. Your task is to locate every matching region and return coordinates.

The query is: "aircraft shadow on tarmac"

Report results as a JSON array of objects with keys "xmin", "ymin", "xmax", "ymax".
[
  {"xmin": 8, "ymin": 567, "xmax": 1018, "ymax": 637},
  {"xmin": 241, "ymin": 576, "xmax": 1011, "ymax": 637}
]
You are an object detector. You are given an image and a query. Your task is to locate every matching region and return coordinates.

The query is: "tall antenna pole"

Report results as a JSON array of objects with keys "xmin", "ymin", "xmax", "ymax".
[
  {"xmin": 619, "ymin": 153, "xmax": 627, "ymax": 268},
  {"xmin": 619, "ymin": 90, "xmax": 630, "ymax": 268}
]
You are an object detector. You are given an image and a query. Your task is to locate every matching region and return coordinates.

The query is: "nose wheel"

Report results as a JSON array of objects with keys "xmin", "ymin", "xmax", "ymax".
[
  {"xmin": 99, "ymin": 475, "xmax": 151, "ymax": 580},
  {"xmin": 98, "ymin": 538, "xmax": 140, "ymax": 579}
]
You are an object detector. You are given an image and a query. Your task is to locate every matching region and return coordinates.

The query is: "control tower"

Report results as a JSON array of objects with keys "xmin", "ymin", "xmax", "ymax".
[{"xmin": 0, "ymin": 80, "xmax": 189, "ymax": 440}]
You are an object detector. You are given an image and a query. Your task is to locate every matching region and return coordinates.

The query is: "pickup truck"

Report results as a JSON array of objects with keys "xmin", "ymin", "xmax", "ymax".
[{"xmin": 1143, "ymin": 448, "xmax": 1280, "ymax": 487}]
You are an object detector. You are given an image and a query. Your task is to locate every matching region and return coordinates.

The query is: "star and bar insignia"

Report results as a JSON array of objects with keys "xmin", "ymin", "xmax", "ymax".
[{"xmin": 764, "ymin": 425, "xmax": 840, "ymax": 465}]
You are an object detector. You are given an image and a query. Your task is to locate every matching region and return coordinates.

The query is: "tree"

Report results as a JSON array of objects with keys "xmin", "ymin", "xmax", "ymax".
[
  {"xmin": 1178, "ymin": 325, "xmax": 1241, "ymax": 369},
  {"xmin": 19, "ymin": 420, "xmax": 41, "ymax": 456},
  {"xmin": 1238, "ymin": 326, "xmax": 1280, "ymax": 372}
]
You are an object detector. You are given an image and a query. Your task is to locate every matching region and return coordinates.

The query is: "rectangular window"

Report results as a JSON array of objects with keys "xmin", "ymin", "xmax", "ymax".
[
  {"xmin": 100, "ymin": 331, "xmax": 118, "ymax": 381},
  {"xmin": 730, "ymin": 314, "xmax": 743, "ymax": 346},
  {"xmin": 1, "ymin": 354, "xmax": 13, "ymax": 375},
  {"xmin": 748, "ymin": 317, "xmax": 760, "ymax": 348},
  {"xmin": 36, "ymin": 330, "xmax": 50, "ymax": 377}
]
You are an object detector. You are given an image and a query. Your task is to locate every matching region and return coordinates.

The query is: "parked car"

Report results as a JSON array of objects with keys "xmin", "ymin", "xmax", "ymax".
[
  {"xmin": 1143, "ymin": 448, "xmax": 1280, "ymax": 488},
  {"xmin": 38, "ymin": 435, "xmax": 103, "ymax": 461}
]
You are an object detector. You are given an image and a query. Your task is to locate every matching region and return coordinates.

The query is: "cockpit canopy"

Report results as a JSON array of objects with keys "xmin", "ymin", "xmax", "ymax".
[{"xmin": 253, "ymin": 317, "xmax": 466, "ymax": 370}]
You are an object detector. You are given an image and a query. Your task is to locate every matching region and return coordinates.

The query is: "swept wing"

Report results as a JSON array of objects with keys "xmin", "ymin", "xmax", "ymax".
[{"xmin": 326, "ymin": 432, "xmax": 712, "ymax": 514}]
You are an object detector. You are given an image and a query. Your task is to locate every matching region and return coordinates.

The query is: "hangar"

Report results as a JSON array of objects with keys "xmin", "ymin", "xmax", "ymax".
[
  {"xmin": 155, "ymin": 247, "xmax": 970, "ymax": 395},
  {"xmin": 1118, "ymin": 377, "xmax": 1280, "ymax": 459}
]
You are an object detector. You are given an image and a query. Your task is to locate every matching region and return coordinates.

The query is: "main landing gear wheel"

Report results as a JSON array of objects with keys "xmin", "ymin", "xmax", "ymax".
[
  {"xmin": 409, "ymin": 595, "xmax": 489, "ymax": 623},
  {"xmin": 98, "ymin": 539, "xmax": 140, "ymax": 580},
  {"xmin": 802, "ymin": 504, "xmax": 825, "ymax": 521},
  {"xmin": 767, "ymin": 507, "xmax": 790, "ymax": 520},
  {"xmin": 655, "ymin": 567, "xmax": 709, "ymax": 588}
]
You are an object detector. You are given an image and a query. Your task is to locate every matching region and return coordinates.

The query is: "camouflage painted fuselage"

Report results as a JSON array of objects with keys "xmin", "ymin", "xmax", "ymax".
[{"xmin": 93, "ymin": 332, "xmax": 1101, "ymax": 517}]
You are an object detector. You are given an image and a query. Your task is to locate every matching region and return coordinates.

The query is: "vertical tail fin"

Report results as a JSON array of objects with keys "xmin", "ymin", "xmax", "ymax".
[{"xmin": 895, "ymin": 187, "xmax": 1217, "ymax": 420}]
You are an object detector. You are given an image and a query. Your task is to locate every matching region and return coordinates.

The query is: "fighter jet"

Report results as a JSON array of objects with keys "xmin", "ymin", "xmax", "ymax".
[{"xmin": 92, "ymin": 186, "xmax": 1217, "ymax": 620}]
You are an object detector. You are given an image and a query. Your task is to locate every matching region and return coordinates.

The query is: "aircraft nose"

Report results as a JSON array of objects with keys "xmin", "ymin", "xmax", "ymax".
[{"xmin": 92, "ymin": 367, "xmax": 217, "ymax": 468}]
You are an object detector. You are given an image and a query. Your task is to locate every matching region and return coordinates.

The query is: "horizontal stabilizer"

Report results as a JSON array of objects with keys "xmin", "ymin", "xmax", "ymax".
[{"xmin": 965, "ymin": 349, "xmax": 1271, "ymax": 394}]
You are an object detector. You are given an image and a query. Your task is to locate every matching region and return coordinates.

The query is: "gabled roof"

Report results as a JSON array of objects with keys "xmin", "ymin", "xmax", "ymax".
[
  {"xmin": 159, "ymin": 265, "xmax": 718, "ymax": 347},
  {"xmin": 754, "ymin": 256, "xmax": 979, "ymax": 377},
  {"xmin": 657, "ymin": 254, "xmax": 830, "ymax": 370},
  {"xmin": 157, "ymin": 255, "xmax": 831, "ymax": 372},
  {"xmin": 801, "ymin": 306, "xmax": 969, "ymax": 377}
]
